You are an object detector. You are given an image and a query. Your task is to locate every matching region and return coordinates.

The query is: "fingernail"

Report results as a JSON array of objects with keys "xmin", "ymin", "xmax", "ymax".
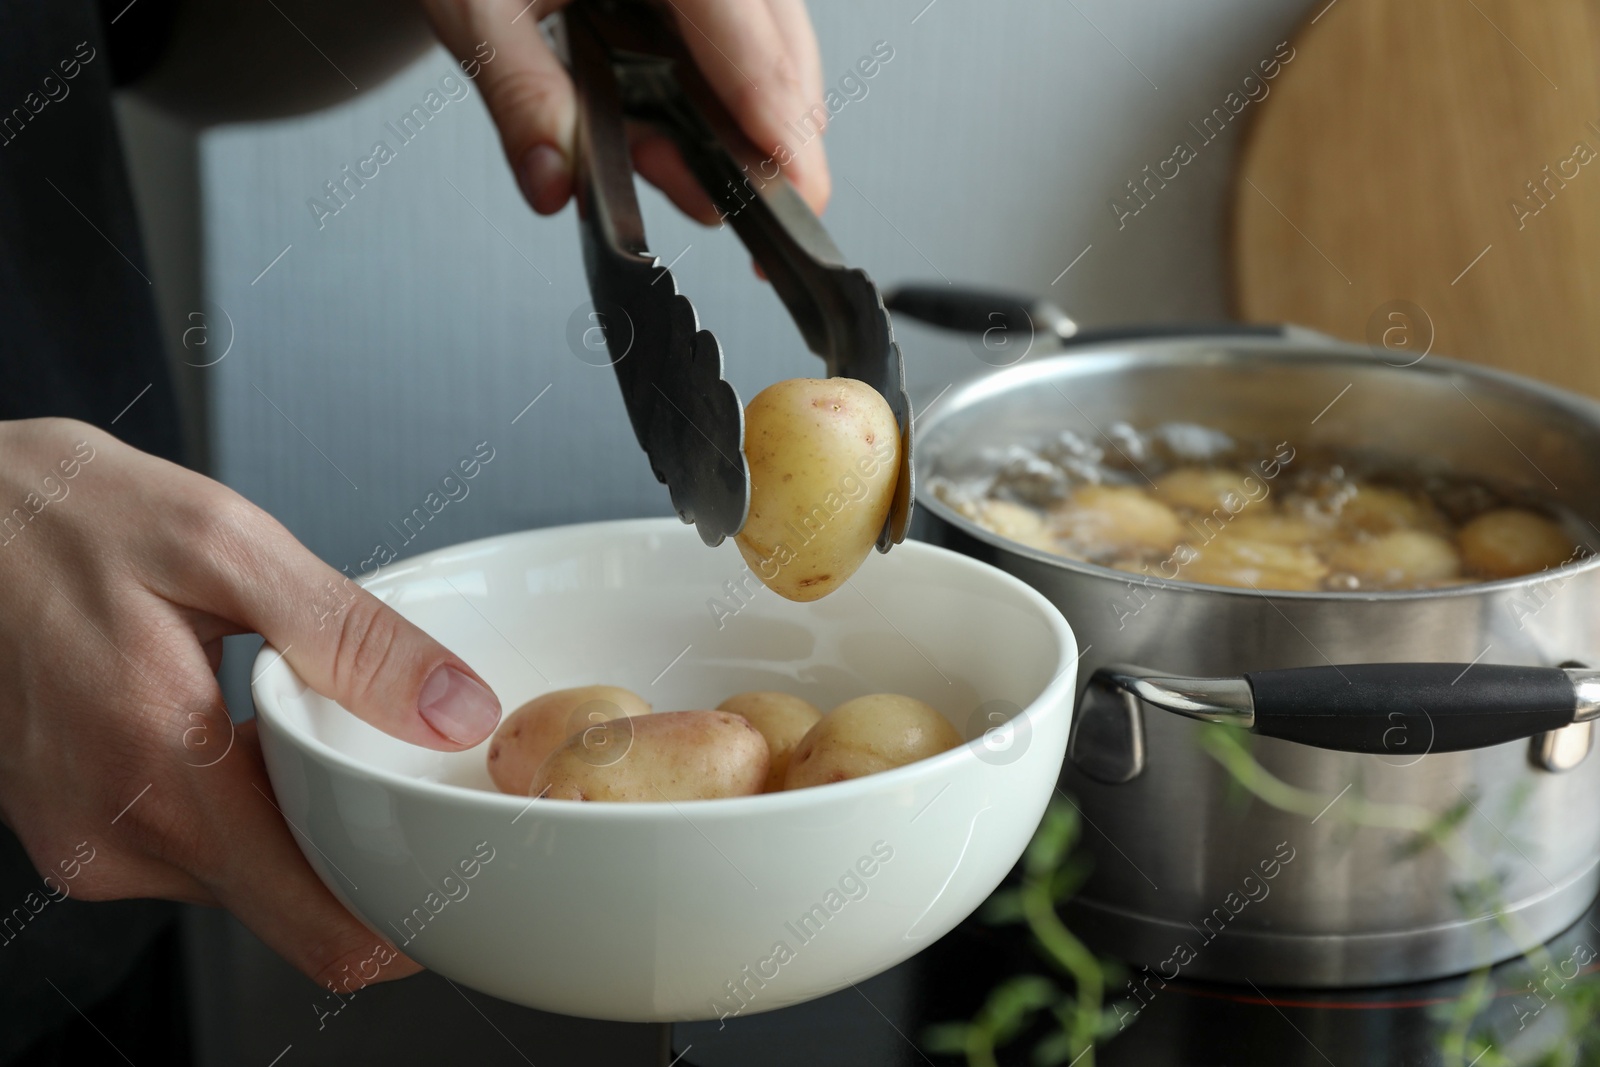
[
  {"xmin": 418, "ymin": 665, "xmax": 500, "ymax": 745},
  {"xmin": 517, "ymin": 145, "xmax": 569, "ymax": 214}
]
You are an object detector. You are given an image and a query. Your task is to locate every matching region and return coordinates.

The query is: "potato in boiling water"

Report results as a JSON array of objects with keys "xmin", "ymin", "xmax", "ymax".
[
  {"xmin": 737, "ymin": 378, "xmax": 901, "ymax": 602},
  {"xmin": 1154, "ymin": 467, "xmax": 1262, "ymax": 513},
  {"xmin": 785, "ymin": 694, "xmax": 963, "ymax": 790},
  {"xmin": 971, "ymin": 499, "xmax": 1058, "ymax": 553},
  {"xmin": 1336, "ymin": 484, "xmax": 1449, "ymax": 536},
  {"xmin": 529, "ymin": 711, "xmax": 769, "ymax": 802},
  {"xmin": 1179, "ymin": 538, "xmax": 1329, "ymax": 591},
  {"xmin": 1457, "ymin": 508, "xmax": 1575, "ymax": 579},
  {"xmin": 1327, "ymin": 529, "xmax": 1460, "ymax": 588},
  {"xmin": 1225, "ymin": 513, "xmax": 1331, "ymax": 547},
  {"xmin": 487, "ymin": 685, "xmax": 651, "ymax": 795},
  {"xmin": 1051, "ymin": 485, "xmax": 1183, "ymax": 557},
  {"xmin": 718, "ymin": 691, "xmax": 823, "ymax": 792}
]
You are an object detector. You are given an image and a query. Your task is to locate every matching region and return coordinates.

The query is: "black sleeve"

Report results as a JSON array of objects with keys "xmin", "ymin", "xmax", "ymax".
[
  {"xmin": 96, "ymin": 0, "xmax": 182, "ymax": 87},
  {"xmin": 0, "ymin": 1, "xmax": 186, "ymax": 465}
]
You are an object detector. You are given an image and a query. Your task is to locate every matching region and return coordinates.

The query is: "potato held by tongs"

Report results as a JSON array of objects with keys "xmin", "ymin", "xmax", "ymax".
[{"xmin": 561, "ymin": 0, "xmax": 913, "ymax": 560}]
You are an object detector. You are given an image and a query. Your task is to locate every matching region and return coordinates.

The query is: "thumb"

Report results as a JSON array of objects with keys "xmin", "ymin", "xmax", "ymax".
[{"xmin": 200, "ymin": 504, "xmax": 502, "ymax": 751}]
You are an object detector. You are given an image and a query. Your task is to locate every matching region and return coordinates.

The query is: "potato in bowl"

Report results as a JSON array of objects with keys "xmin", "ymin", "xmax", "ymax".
[{"xmin": 251, "ymin": 518, "xmax": 1077, "ymax": 1022}]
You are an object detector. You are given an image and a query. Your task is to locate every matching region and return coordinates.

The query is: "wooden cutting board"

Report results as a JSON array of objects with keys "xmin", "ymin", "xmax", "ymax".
[{"xmin": 1231, "ymin": 0, "xmax": 1600, "ymax": 397}]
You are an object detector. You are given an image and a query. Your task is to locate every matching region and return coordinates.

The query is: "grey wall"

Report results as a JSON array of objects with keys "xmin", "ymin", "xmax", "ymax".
[{"xmin": 120, "ymin": 1, "xmax": 1313, "ymax": 1062}]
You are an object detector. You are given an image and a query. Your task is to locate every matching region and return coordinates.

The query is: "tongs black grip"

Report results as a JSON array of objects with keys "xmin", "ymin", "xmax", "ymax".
[{"xmin": 563, "ymin": 0, "xmax": 912, "ymax": 550}]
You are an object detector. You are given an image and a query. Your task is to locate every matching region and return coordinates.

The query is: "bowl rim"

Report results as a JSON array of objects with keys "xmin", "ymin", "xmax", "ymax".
[
  {"xmin": 252, "ymin": 517, "xmax": 1080, "ymax": 820},
  {"xmin": 912, "ymin": 338, "xmax": 1600, "ymax": 602}
]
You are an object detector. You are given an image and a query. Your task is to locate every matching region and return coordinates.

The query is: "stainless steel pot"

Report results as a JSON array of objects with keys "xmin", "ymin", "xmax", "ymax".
[{"xmin": 900, "ymin": 303, "xmax": 1600, "ymax": 988}]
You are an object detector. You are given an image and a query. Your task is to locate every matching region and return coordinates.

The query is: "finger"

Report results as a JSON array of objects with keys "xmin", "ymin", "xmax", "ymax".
[
  {"xmin": 134, "ymin": 865, "xmax": 217, "ymax": 906},
  {"xmin": 36, "ymin": 843, "xmax": 217, "ymax": 908},
  {"xmin": 763, "ymin": 0, "xmax": 830, "ymax": 214},
  {"xmin": 183, "ymin": 608, "xmax": 248, "ymax": 674},
  {"xmin": 422, "ymin": 0, "xmax": 579, "ymax": 214},
  {"xmin": 196, "ymin": 722, "xmax": 422, "ymax": 991},
  {"xmin": 766, "ymin": 0, "xmax": 824, "ymax": 103},
  {"xmin": 671, "ymin": 0, "xmax": 831, "ymax": 214},
  {"xmin": 186, "ymin": 496, "xmax": 501, "ymax": 751},
  {"xmin": 630, "ymin": 128, "xmax": 722, "ymax": 225},
  {"xmin": 788, "ymin": 129, "xmax": 829, "ymax": 215}
]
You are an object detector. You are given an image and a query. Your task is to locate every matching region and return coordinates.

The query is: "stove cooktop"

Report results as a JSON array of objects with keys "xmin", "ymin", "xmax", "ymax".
[{"xmin": 673, "ymin": 883, "xmax": 1600, "ymax": 1066}]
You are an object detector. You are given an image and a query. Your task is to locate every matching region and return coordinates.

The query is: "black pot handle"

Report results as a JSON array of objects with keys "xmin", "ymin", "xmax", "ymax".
[
  {"xmin": 1070, "ymin": 662, "xmax": 1600, "ymax": 783},
  {"xmin": 884, "ymin": 284, "xmax": 1078, "ymax": 344},
  {"xmin": 883, "ymin": 282, "xmax": 1291, "ymax": 348},
  {"xmin": 1244, "ymin": 663, "xmax": 1584, "ymax": 754},
  {"xmin": 1065, "ymin": 322, "xmax": 1291, "ymax": 346}
]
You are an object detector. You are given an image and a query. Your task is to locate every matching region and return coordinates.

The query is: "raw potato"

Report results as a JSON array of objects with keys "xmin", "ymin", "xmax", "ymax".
[
  {"xmin": 1051, "ymin": 485, "xmax": 1184, "ymax": 556},
  {"xmin": 1336, "ymin": 484, "xmax": 1449, "ymax": 536},
  {"xmin": 1328, "ymin": 530, "xmax": 1461, "ymax": 588},
  {"xmin": 530, "ymin": 711, "xmax": 769, "ymax": 802},
  {"xmin": 785, "ymin": 694, "xmax": 963, "ymax": 790},
  {"xmin": 1458, "ymin": 508, "xmax": 1575, "ymax": 579},
  {"xmin": 487, "ymin": 685, "xmax": 651, "ymax": 795},
  {"xmin": 1154, "ymin": 467, "xmax": 1261, "ymax": 513},
  {"xmin": 1180, "ymin": 538, "xmax": 1329, "ymax": 591},
  {"xmin": 718, "ymin": 691, "xmax": 824, "ymax": 792},
  {"xmin": 737, "ymin": 378, "xmax": 901, "ymax": 602}
]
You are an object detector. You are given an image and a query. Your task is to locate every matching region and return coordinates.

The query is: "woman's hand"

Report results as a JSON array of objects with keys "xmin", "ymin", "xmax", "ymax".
[
  {"xmin": 421, "ymin": 0, "xmax": 831, "ymax": 222},
  {"xmin": 0, "ymin": 418, "xmax": 502, "ymax": 990}
]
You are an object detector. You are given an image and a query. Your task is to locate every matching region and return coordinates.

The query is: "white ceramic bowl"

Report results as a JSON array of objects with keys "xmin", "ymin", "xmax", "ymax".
[{"xmin": 253, "ymin": 518, "xmax": 1078, "ymax": 1022}]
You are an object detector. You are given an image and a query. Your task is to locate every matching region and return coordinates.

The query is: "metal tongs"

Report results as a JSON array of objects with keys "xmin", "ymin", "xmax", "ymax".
[{"xmin": 561, "ymin": 0, "xmax": 912, "ymax": 549}]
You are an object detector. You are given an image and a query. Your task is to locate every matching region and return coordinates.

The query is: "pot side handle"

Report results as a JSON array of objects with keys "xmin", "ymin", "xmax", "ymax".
[
  {"xmin": 1244, "ymin": 663, "xmax": 1588, "ymax": 755},
  {"xmin": 1072, "ymin": 662, "xmax": 1600, "ymax": 782}
]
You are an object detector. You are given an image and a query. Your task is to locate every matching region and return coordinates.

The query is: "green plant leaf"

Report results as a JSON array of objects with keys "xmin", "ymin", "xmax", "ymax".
[
  {"xmin": 983, "ymin": 889, "xmax": 1027, "ymax": 925},
  {"xmin": 1031, "ymin": 1029, "xmax": 1077, "ymax": 1066},
  {"xmin": 984, "ymin": 975, "xmax": 1059, "ymax": 1043},
  {"xmin": 1049, "ymin": 857, "xmax": 1092, "ymax": 902},
  {"xmin": 919, "ymin": 1023, "xmax": 971, "ymax": 1055},
  {"xmin": 1025, "ymin": 802, "xmax": 1080, "ymax": 878}
]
